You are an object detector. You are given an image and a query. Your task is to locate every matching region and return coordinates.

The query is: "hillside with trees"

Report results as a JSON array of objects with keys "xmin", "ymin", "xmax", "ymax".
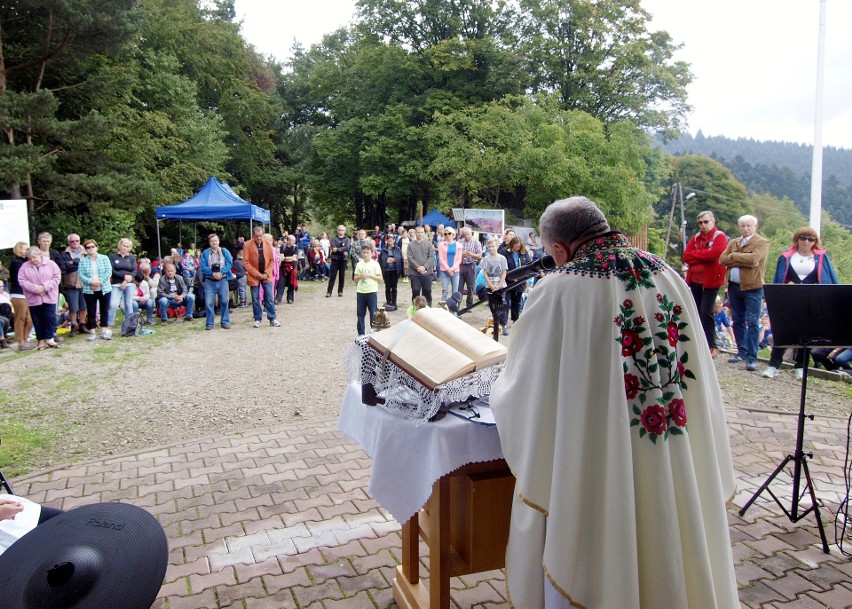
[
  {"xmin": 661, "ymin": 132, "xmax": 852, "ymax": 228},
  {"xmin": 2, "ymin": 0, "xmax": 689, "ymax": 254}
]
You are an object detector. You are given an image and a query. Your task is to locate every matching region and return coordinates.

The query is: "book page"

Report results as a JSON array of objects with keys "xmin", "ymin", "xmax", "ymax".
[
  {"xmin": 368, "ymin": 321, "xmax": 476, "ymax": 388},
  {"xmin": 412, "ymin": 308, "xmax": 507, "ymax": 367}
]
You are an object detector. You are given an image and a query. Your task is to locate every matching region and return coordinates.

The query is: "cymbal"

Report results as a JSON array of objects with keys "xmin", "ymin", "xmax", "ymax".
[{"xmin": 0, "ymin": 502, "xmax": 168, "ymax": 609}]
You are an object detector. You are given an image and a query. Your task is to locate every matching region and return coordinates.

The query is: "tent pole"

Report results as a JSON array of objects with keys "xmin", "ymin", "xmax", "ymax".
[
  {"xmin": 179, "ymin": 221, "xmax": 182, "ymax": 245},
  {"xmin": 156, "ymin": 217, "xmax": 162, "ymax": 260}
]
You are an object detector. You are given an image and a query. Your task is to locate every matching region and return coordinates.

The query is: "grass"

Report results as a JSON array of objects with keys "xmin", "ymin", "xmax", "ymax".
[{"xmin": 0, "ymin": 315, "xmax": 205, "ymax": 477}]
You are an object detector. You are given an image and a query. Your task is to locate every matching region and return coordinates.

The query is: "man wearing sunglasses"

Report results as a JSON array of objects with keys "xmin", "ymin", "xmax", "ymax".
[
  {"xmin": 720, "ymin": 215, "xmax": 770, "ymax": 371},
  {"xmin": 682, "ymin": 211, "xmax": 728, "ymax": 358}
]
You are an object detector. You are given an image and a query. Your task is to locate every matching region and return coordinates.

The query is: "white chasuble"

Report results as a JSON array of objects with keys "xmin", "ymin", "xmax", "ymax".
[{"xmin": 491, "ymin": 232, "xmax": 738, "ymax": 609}]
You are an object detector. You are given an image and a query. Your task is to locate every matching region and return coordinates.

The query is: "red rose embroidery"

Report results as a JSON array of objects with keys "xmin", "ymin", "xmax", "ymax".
[
  {"xmin": 621, "ymin": 329, "xmax": 643, "ymax": 357},
  {"xmin": 624, "ymin": 374, "xmax": 640, "ymax": 399},
  {"xmin": 667, "ymin": 321, "xmax": 679, "ymax": 347},
  {"xmin": 673, "ymin": 304, "xmax": 683, "ymax": 315},
  {"xmin": 623, "ymin": 299, "xmax": 633, "ymax": 308},
  {"xmin": 654, "ymin": 312, "xmax": 665, "ymax": 322},
  {"xmin": 668, "ymin": 399, "xmax": 687, "ymax": 427},
  {"xmin": 641, "ymin": 405, "xmax": 667, "ymax": 435}
]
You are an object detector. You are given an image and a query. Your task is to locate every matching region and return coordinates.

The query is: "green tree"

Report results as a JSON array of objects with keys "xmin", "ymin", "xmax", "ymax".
[{"xmin": 516, "ymin": 0, "xmax": 692, "ymax": 138}]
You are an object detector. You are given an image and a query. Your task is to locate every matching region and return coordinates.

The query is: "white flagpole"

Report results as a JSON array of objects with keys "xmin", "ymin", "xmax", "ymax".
[{"xmin": 809, "ymin": 0, "xmax": 827, "ymax": 235}]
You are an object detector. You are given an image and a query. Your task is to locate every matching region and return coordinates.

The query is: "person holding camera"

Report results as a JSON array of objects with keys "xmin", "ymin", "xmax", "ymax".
[{"xmin": 200, "ymin": 233, "xmax": 233, "ymax": 330}]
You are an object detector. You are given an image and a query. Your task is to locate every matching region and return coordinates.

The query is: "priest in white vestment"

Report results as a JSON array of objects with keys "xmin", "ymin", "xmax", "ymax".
[{"xmin": 490, "ymin": 197, "xmax": 739, "ymax": 609}]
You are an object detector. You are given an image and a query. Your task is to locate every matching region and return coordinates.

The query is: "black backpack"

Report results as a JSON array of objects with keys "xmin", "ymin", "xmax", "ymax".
[{"xmin": 121, "ymin": 312, "xmax": 141, "ymax": 337}]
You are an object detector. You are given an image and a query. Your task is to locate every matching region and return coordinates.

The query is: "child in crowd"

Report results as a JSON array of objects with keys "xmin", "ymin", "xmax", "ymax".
[
  {"xmin": 307, "ymin": 240, "xmax": 325, "ymax": 280},
  {"xmin": 407, "ymin": 295, "xmax": 428, "ymax": 318},
  {"xmin": 181, "ymin": 250, "xmax": 197, "ymax": 285},
  {"xmin": 354, "ymin": 242, "xmax": 383, "ymax": 336},
  {"xmin": 232, "ymin": 250, "xmax": 247, "ymax": 307},
  {"xmin": 713, "ymin": 298, "xmax": 735, "ymax": 351},
  {"xmin": 758, "ymin": 315, "xmax": 773, "ymax": 350},
  {"xmin": 477, "ymin": 237, "xmax": 509, "ymax": 334}
]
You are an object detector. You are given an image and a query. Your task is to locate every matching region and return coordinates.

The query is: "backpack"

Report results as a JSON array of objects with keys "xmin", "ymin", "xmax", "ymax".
[{"xmin": 121, "ymin": 312, "xmax": 141, "ymax": 337}]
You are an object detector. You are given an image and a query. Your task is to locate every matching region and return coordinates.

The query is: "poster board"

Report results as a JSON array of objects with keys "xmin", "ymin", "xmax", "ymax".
[
  {"xmin": 0, "ymin": 200, "xmax": 29, "ymax": 250},
  {"xmin": 463, "ymin": 209, "xmax": 504, "ymax": 235}
]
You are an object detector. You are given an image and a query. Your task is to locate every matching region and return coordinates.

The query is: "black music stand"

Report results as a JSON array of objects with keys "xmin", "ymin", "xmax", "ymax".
[{"xmin": 738, "ymin": 284, "xmax": 852, "ymax": 554}]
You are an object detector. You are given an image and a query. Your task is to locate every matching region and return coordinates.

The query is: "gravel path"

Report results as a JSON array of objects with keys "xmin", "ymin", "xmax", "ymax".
[{"xmin": 1, "ymin": 278, "xmax": 849, "ymax": 475}]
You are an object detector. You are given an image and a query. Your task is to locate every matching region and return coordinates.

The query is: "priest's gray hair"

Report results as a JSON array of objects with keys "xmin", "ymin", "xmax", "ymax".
[{"xmin": 540, "ymin": 196, "xmax": 610, "ymax": 246}]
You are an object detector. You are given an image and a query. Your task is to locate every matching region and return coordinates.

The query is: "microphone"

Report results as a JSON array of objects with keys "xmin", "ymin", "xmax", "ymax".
[{"xmin": 504, "ymin": 254, "xmax": 556, "ymax": 286}]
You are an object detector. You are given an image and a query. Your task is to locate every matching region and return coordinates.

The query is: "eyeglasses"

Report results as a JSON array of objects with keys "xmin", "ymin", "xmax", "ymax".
[
  {"xmin": 69, "ymin": 239, "xmax": 80, "ymax": 243},
  {"xmin": 798, "ymin": 236, "xmax": 816, "ymax": 242},
  {"xmin": 697, "ymin": 220, "xmax": 712, "ymax": 225},
  {"xmin": 444, "ymin": 232, "xmax": 453, "ymax": 236},
  {"xmin": 85, "ymin": 245, "xmax": 97, "ymax": 250}
]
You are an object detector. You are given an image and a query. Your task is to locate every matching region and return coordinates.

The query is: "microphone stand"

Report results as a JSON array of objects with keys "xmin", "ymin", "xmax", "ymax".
[{"xmin": 456, "ymin": 276, "xmax": 530, "ymax": 342}]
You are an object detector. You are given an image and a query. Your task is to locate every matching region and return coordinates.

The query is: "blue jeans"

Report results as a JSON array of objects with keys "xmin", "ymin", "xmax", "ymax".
[
  {"xmin": 108, "ymin": 283, "xmax": 136, "ymax": 326},
  {"xmin": 728, "ymin": 282, "xmax": 763, "ymax": 362},
  {"xmin": 204, "ymin": 278, "xmax": 230, "ymax": 327},
  {"xmin": 133, "ymin": 299, "xmax": 155, "ymax": 323},
  {"xmin": 157, "ymin": 295, "xmax": 195, "ymax": 320},
  {"xmin": 438, "ymin": 270, "xmax": 460, "ymax": 302},
  {"xmin": 356, "ymin": 291, "xmax": 377, "ymax": 335},
  {"xmin": 250, "ymin": 282, "xmax": 276, "ymax": 322}
]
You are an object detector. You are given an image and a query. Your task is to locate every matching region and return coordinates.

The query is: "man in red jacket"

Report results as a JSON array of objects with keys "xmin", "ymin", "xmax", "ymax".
[{"xmin": 682, "ymin": 210, "xmax": 728, "ymax": 358}]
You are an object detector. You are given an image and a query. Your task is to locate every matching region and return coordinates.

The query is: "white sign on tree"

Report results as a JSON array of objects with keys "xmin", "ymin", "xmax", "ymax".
[{"xmin": 0, "ymin": 200, "xmax": 29, "ymax": 249}]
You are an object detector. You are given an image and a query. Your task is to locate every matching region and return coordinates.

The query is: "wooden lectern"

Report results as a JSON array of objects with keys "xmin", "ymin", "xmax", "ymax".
[{"xmin": 392, "ymin": 459, "xmax": 515, "ymax": 609}]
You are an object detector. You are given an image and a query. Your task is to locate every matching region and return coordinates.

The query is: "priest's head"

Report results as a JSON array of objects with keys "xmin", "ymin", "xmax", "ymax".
[{"xmin": 540, "ymin": 197, "xmax": 611, "ymax": 265}]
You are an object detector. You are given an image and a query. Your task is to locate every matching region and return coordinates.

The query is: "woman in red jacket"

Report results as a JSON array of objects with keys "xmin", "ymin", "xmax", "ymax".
[{"xmin": 682, "ymin": 210, "xmax": 728, "ymax": 357}]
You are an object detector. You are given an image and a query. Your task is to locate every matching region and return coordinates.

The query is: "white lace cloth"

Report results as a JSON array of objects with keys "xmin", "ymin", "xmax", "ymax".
[
  {"xmin": 337, "ymin": 383, "xmax": 504, "ymax": 523},
  {"xmin": 344, "ymin": 336, "xmax": 504, "ymax": 423}
]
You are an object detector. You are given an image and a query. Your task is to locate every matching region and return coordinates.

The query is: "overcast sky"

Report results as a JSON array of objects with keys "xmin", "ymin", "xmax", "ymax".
[{"xmin": 233, "ymin": 0, "xmax": 852, "ymax": 149}]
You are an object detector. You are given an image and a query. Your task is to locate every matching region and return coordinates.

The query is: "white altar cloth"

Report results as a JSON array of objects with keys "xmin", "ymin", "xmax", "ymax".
[{"xmin": 337, "ymin": 382, "xmax": 504, "ymax": 523}]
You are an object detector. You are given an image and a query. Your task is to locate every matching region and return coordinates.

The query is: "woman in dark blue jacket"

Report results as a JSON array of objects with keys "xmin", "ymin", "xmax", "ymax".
[
  {"xmin": 763, "ymin": 227, "xmax": 840, "ymax": 379},
  {"xmin": 379, "ymin": 234, "xmax": 403, "ymax": 310}
]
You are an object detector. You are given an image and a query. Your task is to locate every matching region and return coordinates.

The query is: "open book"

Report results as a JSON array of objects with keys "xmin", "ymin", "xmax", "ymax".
[{"xmin": 367, "ymin": 307, "xmax": 507, "ymax": 390}]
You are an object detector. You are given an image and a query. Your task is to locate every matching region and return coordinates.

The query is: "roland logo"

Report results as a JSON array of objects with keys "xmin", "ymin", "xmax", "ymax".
[{"xmin": 86, "ymin": 517, "xmax": 125, "ymax": 531}]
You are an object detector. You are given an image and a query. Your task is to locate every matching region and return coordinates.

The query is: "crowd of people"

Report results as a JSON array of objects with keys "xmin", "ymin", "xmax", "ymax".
[
  {"xmin": 682, "ymin": 211, "xmax": 848, "ymax": 377},
  {"xmin": 2, "ymin": 216, "xmax": 847, "ymax": 380}
]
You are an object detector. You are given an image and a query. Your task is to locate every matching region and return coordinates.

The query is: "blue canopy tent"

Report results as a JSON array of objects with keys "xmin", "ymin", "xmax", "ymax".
[
  {"xmin": 154, "ymin": 177, "xmax": 270, "ymax": 259},
  {"xmin": 417, "ymin": 209, "xmax": 453, "ymax": 228}
]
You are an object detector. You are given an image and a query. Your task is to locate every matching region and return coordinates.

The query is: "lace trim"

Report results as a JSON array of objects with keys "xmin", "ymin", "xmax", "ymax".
[{"xmin": 344, "ymin": 336, "xmax": 504, "ymax": 423}]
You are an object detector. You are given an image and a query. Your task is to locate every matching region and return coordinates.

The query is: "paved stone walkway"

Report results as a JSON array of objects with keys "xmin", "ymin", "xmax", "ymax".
[{"xmin": 9, "ymin": 401, "xmax": 852, "ymax": 609}]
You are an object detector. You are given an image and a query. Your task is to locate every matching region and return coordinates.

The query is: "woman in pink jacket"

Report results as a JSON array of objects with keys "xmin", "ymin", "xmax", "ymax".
[
  {"xmin": 17, "ymin": 246, "xmax": 61, "ymax": 349},
  {"xmin": 437, "ymin": 226, "xmax": 462, "ymax": 302}
]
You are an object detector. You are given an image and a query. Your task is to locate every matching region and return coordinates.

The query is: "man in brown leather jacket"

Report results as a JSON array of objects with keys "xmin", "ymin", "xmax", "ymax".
[{"xmin": 719, "ymin": 214, "xmax": 770, "ymax": 371}]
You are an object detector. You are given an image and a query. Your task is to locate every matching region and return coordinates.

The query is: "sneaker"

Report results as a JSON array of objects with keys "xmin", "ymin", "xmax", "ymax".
[
  {"xmin": 78, "ymin": 327, "xmax": 94, "ymax": 335},
  {"xmin": 206, "ymin": 325, "xmax": 213, "ymax": 330},
  {"xmin": 253, "ymin": 321, "xmax": 261, "ymax": 328},
  {"xmin": 69, "ymin": 325, "xmax": 78, "ymax": 337},
  {"xmin": 221, "ymin": 324, "xmax": 230, "ymax": 329},
  {"xmin": 270, "ymin": 319, "xmax": 281, "ymax": 327},
  {"xmin": 86, "ymin": 333, "xmax": 97, "ymax": 342},
  {"xmin": 326, "ymin": 293, "xmax": 332, "ymax": 298},
  {"xmin": 184, "ymin": 317, "xmax": 195, "ymax": 322},
  {"xmin": 728, "ymin": 355, "xmax": 746, "ymax": 364},
  {"xmin": 745, "ymin": 360, "xmax": 758, "ymax": 372},
  {"xmin": 762, "ymin": 366, "xmax": 779, "ymax": 378},
  {"xmin": 795, "ymin": 368, "xmax": 804, "ymax": 381},
  {"xmin": 101, "ymin": 330, "xmax": 112, "ymax": 340},
  {"xmin": 338, "ymin": 293, "xmax": 343, "ymax": 297},
  {"xmin": 502, "ymin": 326, "xmax": 510, "ymax": 336},
  {"xmin": 160, "ymin": 319, "xmax": 169, "ymax": 325}
]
